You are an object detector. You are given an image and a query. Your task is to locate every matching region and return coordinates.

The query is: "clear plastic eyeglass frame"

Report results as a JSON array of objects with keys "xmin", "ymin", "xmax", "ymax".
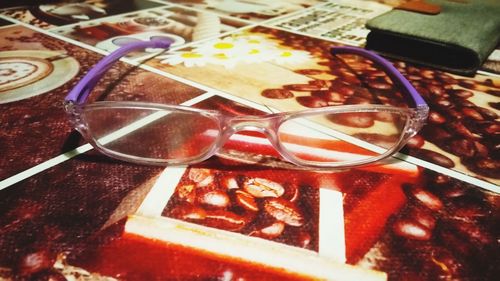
[{"xmin": 64, "ymin": 39, "xmax": 429, "ymax": 169}]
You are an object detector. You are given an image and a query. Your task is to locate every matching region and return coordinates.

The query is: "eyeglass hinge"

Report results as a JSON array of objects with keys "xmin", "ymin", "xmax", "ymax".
[
  {"xmin": 410, "ymin": 105, "xmax": 430, "ymax": 133},
  {"xmin": 63, "ymin": 100, "xmax": 75, "ymax": 112},
  {"xmin": 63, "ymin": 100, "xmax": 82, "ymax": 125}
]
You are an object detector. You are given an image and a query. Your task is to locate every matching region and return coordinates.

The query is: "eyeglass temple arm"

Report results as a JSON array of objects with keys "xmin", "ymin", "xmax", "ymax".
[
  {"xmin": 64, "ymin": 39, "xmax": 172, "ymax": 105},
  {"xmin": 330, "ymin": 46, "xmax": 428, "ymax": 108},
  {"xmin": 66, "ymin": 42, "xmax": 425, "ymax": 107}
]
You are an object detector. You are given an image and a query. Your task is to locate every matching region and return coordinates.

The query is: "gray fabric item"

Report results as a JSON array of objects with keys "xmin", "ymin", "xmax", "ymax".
[{"xmin": 365, "ymin": 0, "xmax": 500, "ymax": 76}]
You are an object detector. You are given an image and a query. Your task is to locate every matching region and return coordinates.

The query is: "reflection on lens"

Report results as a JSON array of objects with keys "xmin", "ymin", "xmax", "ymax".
[
  {"xmin": 278, "ymin": 110, "xmax": 407, "ymax": 164},
  {"xmin": 112, "ymin": 37, "xmax": 141, "ymax": 46},
  {"xmin": 150, "ymin": 35, "xmax": 173, "ymax": 41},
  {"xmin": 81, "ymin": 106, "xmax": 220, "ymax": 163}
]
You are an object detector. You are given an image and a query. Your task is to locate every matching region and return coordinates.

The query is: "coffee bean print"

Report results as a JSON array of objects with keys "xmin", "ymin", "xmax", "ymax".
[
  {"xmin": 393, "ymin": 219, "xmax": 431, "ymax": 241},
  {"xmin": 261, "ymin": 89, "xmax": 294, "ymax": 99},
  {"xmin": 234, "ymin": 190, "xmax": 259, "ymax": 212},
  {"xmin": 249, "ymin": 221, "xmax": 286, "ymax": 239},
  {"xmin": 413, "ymin": 149, "xmax": 455, "ymax": 168},
  {"xmin": 243, "ymin": 178, "xmax": 285, "ymax": 198},
  {"xmin": 263, "ymin": 198, "xmax": 304, "ymax": 227}
]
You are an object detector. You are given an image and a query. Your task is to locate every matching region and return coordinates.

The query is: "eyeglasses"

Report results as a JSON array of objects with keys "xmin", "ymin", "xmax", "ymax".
[{"xmin": 64, "ymin": 39, "xmax": 429, "ymax": 169}]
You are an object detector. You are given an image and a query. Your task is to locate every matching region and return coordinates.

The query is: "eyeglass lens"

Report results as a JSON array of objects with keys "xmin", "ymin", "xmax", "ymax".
[
  {"xmin": 80, "ymin": 105, "xmax": 409, "ymax": 165},
  {"xmin": 277, "ymin": 111, "xmax": 408, "ymax": 164},
  {"xmin": 81, "ymin": 106, "xmax": 220, "ymax": 162}
]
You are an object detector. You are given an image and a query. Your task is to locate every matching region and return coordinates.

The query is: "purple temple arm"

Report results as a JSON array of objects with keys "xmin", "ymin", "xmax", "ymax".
[
  {"xmin": 65, "ymin": 39, "xmax": 172, "ymax": 104},
  {"xmin": 66, "ymin": 39, "xmax": 425, "ymax": 109},
  {"xmin": 331, "ymin": 46, "xmax": 427, "ymax": 108}
]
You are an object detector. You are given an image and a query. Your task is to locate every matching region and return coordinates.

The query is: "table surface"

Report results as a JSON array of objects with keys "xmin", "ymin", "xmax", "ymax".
[{"xmin": 0, "ymin": 1, "xmax": 498, "ymax": 281}]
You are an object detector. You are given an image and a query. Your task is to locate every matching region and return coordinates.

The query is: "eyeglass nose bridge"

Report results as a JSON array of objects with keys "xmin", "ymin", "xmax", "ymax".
[
  {"xmin": 217, "ymin": 114, "xmax": 310, "ymax": 167},
  {"xmin": 219, "ymin": 114, "xmax": 282, "ymax": 147}
]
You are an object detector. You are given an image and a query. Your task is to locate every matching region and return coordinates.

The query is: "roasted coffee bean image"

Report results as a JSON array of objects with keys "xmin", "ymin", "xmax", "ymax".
[
  {"xmin": 434, "ymin": 98, "xmax": 453, "ymax": 109},
  {"xmin": 421, "ymin": 125, "xmax": 452, "ymax": 144},
  {"xmin": 261, "ymin": 88, "xmax": 294, "ymax": 99},
  {"xmin": 449, "ymin": 122, "xmax": 476, "ymax": 139},
  {"xmin": 234, "ymin": 189, "xmax": 259, "ymax": 212},
  {"xmin": 448, "ymin": 89, "xmax": 474, "ymax": 99},
  {"xmin": 308, "ymin": 79, "xmax": 332, "ymax": 89},
  {"xmin": 408, "ymin": 74, "xmax": 423, "ymax": 81},
  {"xmin": 447, "ymin": 219, "xmax": 494, "ymax": 247},
  {"xmin": 311, "ymin": 90, "xmax": 346, "ymax": 103},
  {"xmin": 330, "ymin": 68, "xmax": 361, "ymax": 85},
  {"xmin": 294, "ymin": 69, "xmax": 324, "ymax": 75},
  {"xmin": 16, "ymin": 249, "xmax": 56, "ymax": 277},
  {"xmin": 263, "ymin": 198, "xmax": 304, "ymax": 227},
  {"xmin": 249, "ymin": 221, "xmax": 286, "ymax": 239},
  {"xmin": 427, "ymin": 84, "xmax": 447, "ymax": 97},
  {"xmin": 475, "ymin": 106, "xmax": 498, "ymax": 120},
  {"xmin": 243, "ymin": 177, "xmax": 285, "ymax": 198},
  {"xmin": 366, "ymin": 79, "xmax": 393, "ymax": 90},
  {"xmin": 329, "ymin": 79, "xmax": 356, "ymax": 95},
  {"xmin": 481, "ymin": 122, "xmax": 499, "ymax": 135},
  {"xmin": 463, "ymin": 157, "xmax": 499, "ymax": 179},
  {"xmin": 176, "ymin": 184, "xmax": 196, "ymax": 203},
  {"xmin": 392, "ymin": 219, "xmax": 431, "ymax": 241},
  {"xmin": 462, "ymin": 108, "xmax": 484, "ymax": 121},
  {"xmin": 438, "ymin": 183, "xmax": 468, "ymax": 199},
  {"xmin": 166, "ymin": 166, "xmax": 316, "ymax": 249},
  {"xmin": 412, "ymin": 149, "xmax": 455, "ymax": 168},
  {"xmin": 407, "ymin": 207, "xmax": 436, "ymax": 231},
  {"xmin": 428, "ymin": 110, "xmax": 446, "ymax": 124},
  {"xmin": 443, "ymin": 109, "xmax": 464, "ymax": 121},
  {"xmin": 420, "ymin": 69, "xmax": 434, "ymax": 79},
  {"xmin": 282, "ymin": 183, "xmax": 300, "ymax": 203},
  {"xmin": 406, "ymin": 135, "xmax": 425, "ymax": 149},
  {"xmin": 296, "ymin": 95, "xmax": 328, "ymax": 108},
  {"xmin": 220, "ymin": 176, "xmax": 239, "ymax": 190},
  {"xmin": 196, "ymin": 190, "xmax": 230, "ymax": 209},
  {"xmin": 169, "ymin": 204, "xmax": 207, "ymax": 221},
  {"xmin": 431, "ymin": 173, "xmax": 451, "ymax": 185},
  {"xmin": 328, "ymin": 112, "xmax": 375, "ymax": 128},
  {"xmin": 353, "ymin": 133, "xmax": 399, "ymax": 149},
  {"xmin": 407, "ymin": 186, "xmax": 443, "ymax": 211},
  {"xmin": 284, "ymin": 83, "xmax": 324, "ymax": 91},
  {"xmin": 202, "ymin": 210, "xmax": 249, "ymax": 231},
  {"xmin": 188, "ymin": 168, "xmax": 214, "ymax": 187},
  {"xmin": 449, "ymin": 139, "xmax": 476, "ymax": 158},
  {"xmin": 472, "ymin": 141, "xmax": 489, "ymax": 157},
  {"xmin": 457, "ymin": 99, "xmax": 476, "ymax": 108},
  {"xmin": 345, "ymin": 96, "xmax": 372, "ymax": 105},
  {"xmin": 295, "ymin": 230, "xmax": 312, "ymax": 248}
]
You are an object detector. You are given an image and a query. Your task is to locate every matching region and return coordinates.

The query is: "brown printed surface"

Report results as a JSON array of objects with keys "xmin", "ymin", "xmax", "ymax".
[
  {"xmin": 1, "ymin": 0, "xmax": 162, "ymax": 29},
  {"xmin": 164, "ymin": 0, "xmax": 326, "ymax": 22},
  {"xmin": 0, "ymin": 1, "xmax": 498, "ymax": 281},
  {"xmin": 266, "ymin": 0, "xmax": 391, "ymax": 46},
  {"xmin": 0, "ymin": 150, "xmax": 164, "ymax": 270},
  {"xmin": 52, "ymin": 6, "xmax": 248, "ymax": 59},
  {"xmin": 148, "ymin": 25, "xmax": 500, "ymax": 185},
  {"xmin": 0, "ymin": 25, "xmax": 204, "ymax": 180},
  {"xmin": 163, "ymin": 163, "xmax": 321, "ymax": 251},
  {"xmin": 0, "ymin": 17, "xmax": 14, "ymax": 27}
]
